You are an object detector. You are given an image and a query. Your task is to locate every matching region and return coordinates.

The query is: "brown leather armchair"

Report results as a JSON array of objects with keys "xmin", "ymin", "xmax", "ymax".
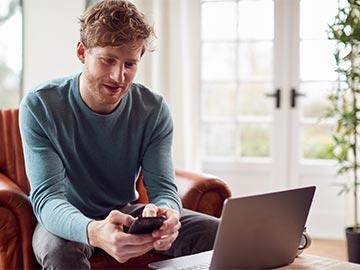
[{"xmin": 0, "ymin": 109, "xmax": 231, "ymax": 269}]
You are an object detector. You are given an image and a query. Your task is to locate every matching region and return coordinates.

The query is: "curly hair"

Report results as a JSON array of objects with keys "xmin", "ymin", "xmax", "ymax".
[{"xmin": 79, "ymin": 0, "xmax": 154, "ymax": 54}]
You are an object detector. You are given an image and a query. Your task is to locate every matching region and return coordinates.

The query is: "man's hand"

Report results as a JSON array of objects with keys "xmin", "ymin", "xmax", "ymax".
[
  {"xmin": 87, "ymin": 210, "xmax": 156, "ymax": 263},
  {"xmin": 142, "ymin": 204, "xmax": 181, "ymax": 251}
]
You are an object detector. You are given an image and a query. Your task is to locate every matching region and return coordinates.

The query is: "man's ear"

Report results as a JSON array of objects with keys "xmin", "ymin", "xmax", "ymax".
[{"xmin": 77, "ymin": 42, "xmax": 86, "ymax": 64}]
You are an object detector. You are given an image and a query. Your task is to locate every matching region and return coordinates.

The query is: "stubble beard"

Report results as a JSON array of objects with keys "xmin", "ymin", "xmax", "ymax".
[{"xmin": 83, "ymin": 68, "xmax": 122, "ymax": 110}]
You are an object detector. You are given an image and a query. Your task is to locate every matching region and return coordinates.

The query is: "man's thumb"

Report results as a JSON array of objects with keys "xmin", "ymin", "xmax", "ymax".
[{"xmin": 107, "ymin": 210, "xmax": 134, "ymax": 227}]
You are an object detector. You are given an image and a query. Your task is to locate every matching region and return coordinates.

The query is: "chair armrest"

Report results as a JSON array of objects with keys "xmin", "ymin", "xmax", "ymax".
[
  {"xmin": 175, "ymin": 169, "xmax": 231, "ymax": 218},
  {"xmin": 0, "ymin": 173, "xmax": 37, "ymax": 269}
]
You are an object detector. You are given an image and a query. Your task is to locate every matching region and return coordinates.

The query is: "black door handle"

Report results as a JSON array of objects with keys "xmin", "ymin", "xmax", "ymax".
[
  {"xmin": 265, "ymin": 89, "xmax": 281, "ymax": 108},
  {"xmin": 290, "ymin": 88, "xmax": 306, "ymax": 108}
]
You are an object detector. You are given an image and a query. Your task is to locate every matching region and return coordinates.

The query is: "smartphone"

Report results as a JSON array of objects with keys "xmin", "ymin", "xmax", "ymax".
[{"xmin": 127, "ymin": 216, "xmax": 166, "ymax": 234}]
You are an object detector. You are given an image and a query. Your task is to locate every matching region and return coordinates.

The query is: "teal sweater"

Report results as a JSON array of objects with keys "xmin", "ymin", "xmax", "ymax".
[{"xmin": 19, "ymin": 74, "xmax": 181, "ymax": 245}]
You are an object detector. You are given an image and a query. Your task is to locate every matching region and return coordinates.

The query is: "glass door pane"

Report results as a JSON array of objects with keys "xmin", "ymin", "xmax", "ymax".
[
  {"xmin": 201, "ymin": 0, "xmax": 274, "ymax": 161},
  {"xmin": 299, "ymin": 0, "xmax": 338, "ymax": 160}
]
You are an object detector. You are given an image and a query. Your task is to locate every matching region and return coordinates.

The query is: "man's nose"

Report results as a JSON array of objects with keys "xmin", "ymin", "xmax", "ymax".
[{"xmin": 110, "ymin": 64, "xmax": 126, "ymax": 83}]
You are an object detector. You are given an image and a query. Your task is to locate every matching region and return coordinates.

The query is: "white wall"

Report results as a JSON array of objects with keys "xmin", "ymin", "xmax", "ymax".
[
  {"xmin": 134, "ymin": 0, "xmax": 202, "ymax": 171},
  {"xmin": 23, "ymin": 0, "xmax": 84, "ymax": 91}
]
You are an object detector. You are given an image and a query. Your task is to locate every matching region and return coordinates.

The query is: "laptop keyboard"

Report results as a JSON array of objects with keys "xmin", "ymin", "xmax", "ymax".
[{"xmin": 180, "ymin": 263, "xmax": 210, "ymax": 270}]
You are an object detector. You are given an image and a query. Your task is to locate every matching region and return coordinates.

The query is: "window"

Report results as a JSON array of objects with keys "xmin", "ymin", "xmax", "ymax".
[
  {"xmin": 0, "ymin": 0, "xmax": 23, "ymax": 108},
  {"xmin": 299, "ymin": 0, "xmax": 338, "ymax": 160}
]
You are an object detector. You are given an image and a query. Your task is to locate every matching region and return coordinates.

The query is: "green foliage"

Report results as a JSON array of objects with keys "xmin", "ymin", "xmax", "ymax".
[
  {"xmin": 327, "ymin": 0, "xmax": 360, "ymax": 230},
  {"xmin": 304, "ymin": 142, "xmax": 335, "ymax": 160},
  {"xmin": 0, "ymin": 0, "xmax": 19, "ymax": 24}
]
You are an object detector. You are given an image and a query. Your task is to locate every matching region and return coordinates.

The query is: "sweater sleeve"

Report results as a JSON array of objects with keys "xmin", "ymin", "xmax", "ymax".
[
  {"xmin": 141, "ymin": 100, "xmax": 182, "ymax": 214},
  {"xmin": 19, "ymin": 98, "xmax": 92, "ymax": 245}
]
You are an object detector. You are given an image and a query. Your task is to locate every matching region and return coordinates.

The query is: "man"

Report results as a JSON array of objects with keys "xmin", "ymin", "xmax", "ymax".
[{"xmin": 19, "ymin": 0, "xmax": 218, "ymax": 268}]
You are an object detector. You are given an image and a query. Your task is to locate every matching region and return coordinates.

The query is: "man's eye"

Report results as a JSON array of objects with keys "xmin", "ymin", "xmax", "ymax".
[
  {"xmin": 102, "ymin": 58, "xmax": 115, "ymax": 65},
  {"xmin": 125, "ymin": 62, "xmax": 136, "ymax": 68}
]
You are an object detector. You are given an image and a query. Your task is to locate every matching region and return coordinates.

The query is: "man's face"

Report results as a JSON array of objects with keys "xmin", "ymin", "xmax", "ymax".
[{"xmin": 77, "ymin": 42, "xmax": 143, "ymax": 114}]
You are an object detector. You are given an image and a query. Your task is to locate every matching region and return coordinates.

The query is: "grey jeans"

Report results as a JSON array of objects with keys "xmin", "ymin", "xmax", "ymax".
[{"xmin": 33, "ymin": 204, "xmax": 219, "ymax": 269}]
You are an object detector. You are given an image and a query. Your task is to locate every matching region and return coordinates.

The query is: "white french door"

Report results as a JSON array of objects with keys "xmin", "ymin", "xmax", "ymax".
[{"xmin": 200, "ymin": 0, "xmax": 348, "ymax": 238}]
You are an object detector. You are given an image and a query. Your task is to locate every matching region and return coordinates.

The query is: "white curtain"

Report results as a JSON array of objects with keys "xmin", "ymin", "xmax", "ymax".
[{"xmin": 135, "ymin": 0, "xmax": 202, "ymax": 170}]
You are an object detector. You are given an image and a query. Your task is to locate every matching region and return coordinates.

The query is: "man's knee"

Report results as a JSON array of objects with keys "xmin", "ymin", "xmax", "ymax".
[
  {"xmin": 173, "ymin": 210, "xmax": 219, "ymax": 256},
  {"xmin": 190, "ymin": 215, "xmax": 219, "ymax": 250},
  {"xmin": 33, "ymin": 224, "xmax": 93, "ymax": 269}
]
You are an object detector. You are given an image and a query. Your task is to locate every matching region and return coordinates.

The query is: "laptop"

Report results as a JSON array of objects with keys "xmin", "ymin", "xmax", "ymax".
[{"xmin": 149, "ymin": 186, "xmax": 316, "ymax": 270}]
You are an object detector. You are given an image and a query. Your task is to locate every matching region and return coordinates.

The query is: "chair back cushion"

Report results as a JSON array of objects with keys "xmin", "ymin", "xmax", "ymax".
[
  {"xmin": 0, "ymin": 109, "xmax": 30, "ymax": 194},
  {"xmin": 135, "ymin": 170, "xmax": 149, "ymax": 204}
]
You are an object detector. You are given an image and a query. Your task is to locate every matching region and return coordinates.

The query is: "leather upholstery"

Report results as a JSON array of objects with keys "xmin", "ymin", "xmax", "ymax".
[{"xmin": 0, "ymin": 108, "xmax": 231, "ymax": 269}]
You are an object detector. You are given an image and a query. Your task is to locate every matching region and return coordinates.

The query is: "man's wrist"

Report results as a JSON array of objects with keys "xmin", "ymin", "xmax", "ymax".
[{"xmin": 87, "ymin": 220, "xmax": 98, "ymax": 247}]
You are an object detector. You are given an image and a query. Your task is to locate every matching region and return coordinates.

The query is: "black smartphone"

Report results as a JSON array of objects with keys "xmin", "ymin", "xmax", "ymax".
[{"xmin": 127, "ymin": 216, "xmax": 166, "ymax": 234}]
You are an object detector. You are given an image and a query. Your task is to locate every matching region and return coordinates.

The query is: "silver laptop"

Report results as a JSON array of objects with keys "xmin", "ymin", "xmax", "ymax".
[{"xmin": 149, "ymin": 186, "xmax": 316, "ymax": 270}]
